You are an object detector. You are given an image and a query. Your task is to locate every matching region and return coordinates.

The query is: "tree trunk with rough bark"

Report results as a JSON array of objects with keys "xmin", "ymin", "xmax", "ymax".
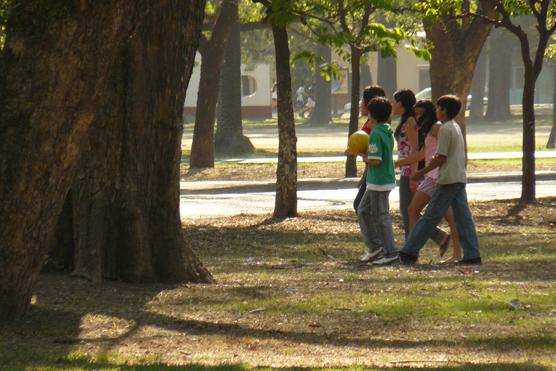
[
  {"xmin": 521, "ymin": 67, "xmax": 537, "ymax": 202},
  {"xmin": 469, "ymin": 45, "xmax": 487, "ymax": 121},
  {"xmin": 215, "ymin": 3, "xmax": 254, "ymax": 156},
  {"xmin": 485, "ymin": 28, "xmax": 512, "ymax": 121},
  {"xmin": 190, "ymin": 0, "xmax": 237, "ymax": 168},
  {"xmin": 0, "ymin": 1, "xmax": 136, "ymax": 320},
  {"xmin": 424, "ymin": 11, "xmax": 493, "ymax": 148},
  {"xmin": 308, "ymin": 44, "xmax": 332, "ymax": 126},
  {"xmin": 346, "ymin": 46, "xmax": 362, "ymax": 178},
  {"xmin": 272, "ymin": 22, "xmax": 297, "ymax": 218},
  {"xmin": 377, "ymin": 54, "xmax": 397, "ymax": 98},
  {"xmin": 64, "ymin": 0, "xmax": 212, "ymax": 284},
  {"xmin": 361, "ymin": 61, "xmax": 373, "ymax": 92}
]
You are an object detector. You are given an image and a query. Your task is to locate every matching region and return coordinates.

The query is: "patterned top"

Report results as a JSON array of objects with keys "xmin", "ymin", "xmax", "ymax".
[{"xmin": 396, "ymin": 122, "xmax": 412, "ymax": 177}]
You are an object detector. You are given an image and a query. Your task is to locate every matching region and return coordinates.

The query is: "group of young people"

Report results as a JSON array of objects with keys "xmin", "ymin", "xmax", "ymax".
[{"xmin": 347, "ymin": 86, "xmax": 482, "ymax": 266}]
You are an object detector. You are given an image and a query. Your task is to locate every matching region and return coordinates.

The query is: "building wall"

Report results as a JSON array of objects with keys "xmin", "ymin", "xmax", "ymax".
[{"xmin": 184, "ymin": 53, "xmax": 272, "ymax": 119}]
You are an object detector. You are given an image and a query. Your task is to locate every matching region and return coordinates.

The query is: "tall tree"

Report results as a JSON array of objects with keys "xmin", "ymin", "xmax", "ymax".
[
  {"xmin": 485, "ymin": 27, "xmax": 513, "ymax": 121},
  {"xmin": 422, "ymin": 0, "xmax": 495, "ymax": 144},
  {"xmin": 471, "ymin": 0, "xmax": 556, "ymax": 202},
  {"xmin": 54, "ymin": 1, "xmax": 212, "ymax": 283},
  {"xmin": 295, "ymin": 1, "xmax": 409, "ymax": 177},
  {"xmin": 0, "ymin": 1, "xmax": 137, "ymax": 319},
  {"xmin": 469, "ymin": 42, "xmax": 488, "ymax": 120},
  {"xmin": 257, "ymin": 0, "xmax": 298, "ymax": 218},
  {"xmin": 308, "ymin": 43, "xmax": 333, "ymax": 126},
  {"xmin": 190, "ymin": 0, "xmax": 238, "ymax": 168},
  {"xmin": 377, "ymin": 54, "xmax": 398, "ymax": 98},
  {"xmin": 215, "ymin": 0, "xmax": 255, "ymax": 156}
]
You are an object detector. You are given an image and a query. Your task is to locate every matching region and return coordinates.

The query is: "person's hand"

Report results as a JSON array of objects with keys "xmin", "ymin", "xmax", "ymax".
[
  {"xmin": 410, "ymin": 170, "xmax": 422, "ymax": 182},
  {"xmin": 344, "ymin": 148, "xmax": 353, "ymax": 156},
  {"xmin": 394, "ymin": 160, "xmax": 401, "ymax": 167}
]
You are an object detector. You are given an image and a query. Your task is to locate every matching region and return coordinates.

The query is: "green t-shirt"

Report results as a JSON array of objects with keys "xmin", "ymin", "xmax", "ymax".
[{"xmin": 366, "ymin": 123, "xmax": 396, "ymax": 191}]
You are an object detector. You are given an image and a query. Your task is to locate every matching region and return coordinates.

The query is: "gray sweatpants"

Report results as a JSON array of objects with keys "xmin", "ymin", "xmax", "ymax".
[{"xmin": 357, "ymin": 189, "xmax": 397, "ymax": 256}]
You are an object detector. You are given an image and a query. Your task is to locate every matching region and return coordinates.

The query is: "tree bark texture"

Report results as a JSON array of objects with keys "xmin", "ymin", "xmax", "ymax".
[
  {"xmin": 56, "ymin": 0, "xmax": 212, "ymax": 284},
  {"xmin": 215, "ymin": 3, "xmax": 255, "ymax": 156},
  {"xmin": 360, "ymin": 62, "xmax": 373, "ymax": 93},
  {"xmin": 308, "ymin": 44, "xmax": 332, "ymax": 126},
  {"xmin": 271, "ymin": 22, "xmax": 297, "ymax": 218},
  {"xmin": 0, "ymin": 1, "xmax": 137, "ymax": 320},
  {"xmin": 469, "ymin": 44, "xmax": 487, "ymax": 121},
  {"xmin": 377, "ymin": 54, "xmax": 398, "ymax": 98},
  {"xmin": 345, "ymin": 47, "xmax": 362, "ymax": 178},
  {"xmin": 190, "ymin": 0, "xmax": 237, "ymax": 168},
  {"xmin": 424, "ymin": 9, "xmax": 493, "ymax": 143},
  {"xmin": 485, "ymin": 28, "xmax": 513, "ymax": 121},
  {"xmin": 521, "ymin": 67, "xmax": 537, "ymax": 202}
]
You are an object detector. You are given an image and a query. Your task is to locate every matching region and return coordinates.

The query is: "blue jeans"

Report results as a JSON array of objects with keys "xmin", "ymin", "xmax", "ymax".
[{"xmin": 402, "ymin": 183, "xmax": 480, "ymax": 260}]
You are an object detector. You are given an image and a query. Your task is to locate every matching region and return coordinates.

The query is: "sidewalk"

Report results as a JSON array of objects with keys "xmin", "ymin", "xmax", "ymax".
[{"xmin": 181, "ymin": 170, "xmax": 556, "ymax": 193}]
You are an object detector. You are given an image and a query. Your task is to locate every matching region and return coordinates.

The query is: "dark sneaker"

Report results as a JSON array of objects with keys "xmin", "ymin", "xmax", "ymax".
[
  {"xmin": 359, "ymin": 247, "xmax": 383, "ymax": 262},
  {"xmin": 399, "ymin": 251, "xmax": 418, "ymax": 266},
  {"xmin": 456, "ymin": 256, "xmax": 482, "ymax": 265},
  {"xmin": 372, "ymin": 254, "xmax": 399, "ymax": 266}
]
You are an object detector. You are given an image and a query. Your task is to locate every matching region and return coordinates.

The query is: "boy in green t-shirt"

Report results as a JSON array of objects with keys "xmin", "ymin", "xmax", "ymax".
[{"xmin": 357, "ymin": 97, "xmax": 398, "ymax": 265}]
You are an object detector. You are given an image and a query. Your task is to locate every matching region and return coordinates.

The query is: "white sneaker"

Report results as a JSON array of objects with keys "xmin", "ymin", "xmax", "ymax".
[
  {"xmin": 372, "ymin": 254, "xmax": 399, "ymax": 265},
  {"xmin": 359, "ymin": 247, "xmax": 382, "ymax": 262}
]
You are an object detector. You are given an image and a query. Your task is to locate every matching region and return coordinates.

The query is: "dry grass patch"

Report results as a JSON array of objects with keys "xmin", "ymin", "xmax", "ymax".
[
  {"xmin": 181, "ymin": 159, "xmax": 556, "ymax": 182},
  {"xmin": 1, "ymin": 198, "xmax": 555, "ymax": 369}
]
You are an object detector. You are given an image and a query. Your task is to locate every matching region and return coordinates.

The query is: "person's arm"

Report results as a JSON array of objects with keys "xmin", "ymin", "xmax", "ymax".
[
  {"xmin": 365, "ymin": 158, "xmax": 381, "ymax": 166},
  {"xmin": 406, "ymin": 117, "xmax": 419, "ymax": 191},
  {"xmin": 411, "ymin": 154, "xmax": 445, "ymax": 180},
  {"xmin": 395, "ymin": 146, "xmax": 425, "ymax": 167}
]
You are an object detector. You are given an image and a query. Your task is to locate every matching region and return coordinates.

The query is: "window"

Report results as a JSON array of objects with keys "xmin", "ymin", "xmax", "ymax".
[{"xmin": 241, "ymin": 75, "xmax": 257, "ymax": 96}]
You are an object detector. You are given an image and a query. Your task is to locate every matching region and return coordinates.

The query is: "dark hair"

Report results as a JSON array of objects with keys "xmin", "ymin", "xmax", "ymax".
[
  {"xmin": 393, "ymin": 89, "xmax": 416, "ymax": 141},
  {"xmin": 414, "ymin": 99, "xmax": 436, "ymax": 170},
  {"xmin": 415, "ymin": 99, "xmax": 437, "ymax": 137},
  {"xmin": 368, "ymin": 97, "xmax": 392, "ymax": 123},
  {"xmin": 363, "ymin": 85, "xmax": 386, "ymax": 105},
  {"xmin": 437, "ymin": 95, "xmax": 462, "ymax": 120}
]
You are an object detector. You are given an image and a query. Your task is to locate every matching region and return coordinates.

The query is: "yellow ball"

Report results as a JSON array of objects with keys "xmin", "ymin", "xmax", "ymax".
[{"xmin": 348, "ymin": 130, "xmax": 369, "ymax": 155}]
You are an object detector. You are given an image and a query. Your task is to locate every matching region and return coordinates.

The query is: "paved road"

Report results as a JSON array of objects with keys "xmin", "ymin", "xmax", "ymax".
[{"xmin": 180, "ymin": 179, "xmax": 556, "ymax": 219}]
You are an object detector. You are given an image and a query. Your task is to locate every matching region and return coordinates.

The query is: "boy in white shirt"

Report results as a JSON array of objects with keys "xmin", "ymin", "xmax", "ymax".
[{"xmin": 399, "ymin": 95, "xmax": 481, "ymax": 265}]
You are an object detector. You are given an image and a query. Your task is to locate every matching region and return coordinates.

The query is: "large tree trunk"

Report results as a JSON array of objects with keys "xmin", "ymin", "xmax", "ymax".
[
  {"xmin": 360, "ymin": 61, "xmax": 373, "ymax": 92},
  {"xmin": 0, "ymin": 1, "xmax": 136, "ymax": 320},
  {"xmin": 521, "ymin": 67, "xmax": 537, "ymax": 202},
  {"xmin": 189, "ymin": 0, "xmax": 237, "ymax": 168},
  {"xmin": 215, "ymin": 3, "xmax": 255, "ymax": 156},
  {"xmin": 345, "ymin": 47, "xmax": 362, "ymax": 178},
  {"xmin": 424, "ymin": 13, "xmax": 493, "ymax": 150},
  {"xmin": 469, "ymin": 44, "xmax": 487, "ymax": 121},
  {"xmin": 485, "ymin": 28, "xmax": 513, "ymax": 121},
  {"xmin": 377, "ymin": 54, "xmax": 397, "ymax": 98},
  {"xmin": 271, "ymin": 22, "xmax": 297, "ymax": 218},
  {"xmin": 308, "ymin": 44, "xmax": 332, "ymax": 126},
  {"xmin": 546, "ymin": 64, "xmax": 556, "ymax": 149},
  {"xmin": 64, "ymin": 1, "xmax": 212, "ymax": 283}
]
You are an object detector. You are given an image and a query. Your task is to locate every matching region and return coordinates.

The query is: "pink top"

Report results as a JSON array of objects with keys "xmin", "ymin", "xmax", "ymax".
[{"xmin": 424, "ymin": 133, "xmax": 439, "ymax": 180}]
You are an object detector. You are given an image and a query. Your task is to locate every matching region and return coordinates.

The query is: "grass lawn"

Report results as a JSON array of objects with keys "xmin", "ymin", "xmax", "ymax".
[{"xmin": 1, "ymin": 198, "xmax": 555, "ymax": 370}]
